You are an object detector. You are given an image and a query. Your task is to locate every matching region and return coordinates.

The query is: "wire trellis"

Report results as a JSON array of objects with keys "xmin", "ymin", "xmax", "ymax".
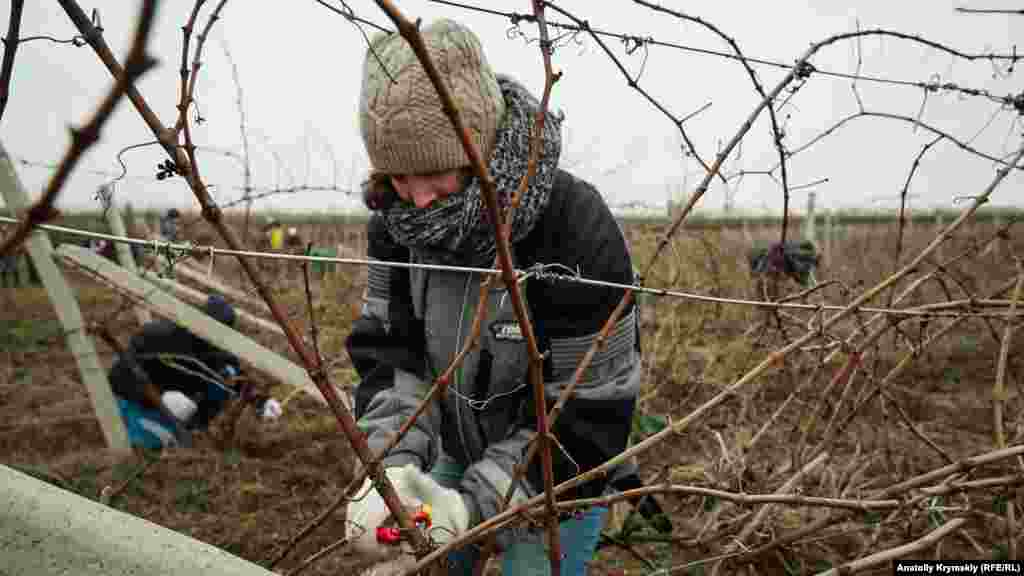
[{"xmin": 3, "ymin": 214, "xmax": 1020, "ymax": 322}]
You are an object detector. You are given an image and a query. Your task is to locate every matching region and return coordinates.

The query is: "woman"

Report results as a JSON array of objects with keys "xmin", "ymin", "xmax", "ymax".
[{"xmin": 345, "ymin": 19, "xmax": 641, "ymax": 575}]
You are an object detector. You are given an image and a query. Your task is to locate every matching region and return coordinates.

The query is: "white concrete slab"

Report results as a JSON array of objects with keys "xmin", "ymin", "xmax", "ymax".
[
  {"xmin": 139, "ymin": 268, "xmax": 286, "ymax": 336},
  {"xmin": 0, "ymin": 464, "xmax": 280, "ymax": 576}
]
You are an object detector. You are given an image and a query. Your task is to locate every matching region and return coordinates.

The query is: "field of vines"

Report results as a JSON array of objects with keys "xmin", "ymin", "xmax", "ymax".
[
  {"xmin": 2, "ymin": 1, "xmax": 1023, "ymax": 575},
  {"xmin": 3, "ymin": 210, "xmax": 1024, "ymax": 574}
]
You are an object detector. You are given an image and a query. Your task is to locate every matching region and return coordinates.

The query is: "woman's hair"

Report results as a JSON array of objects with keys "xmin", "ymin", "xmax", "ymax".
[
  {"xmin": 361, "ymin": 167, "xmax": 476, "ymax": 211},
  {"xmin": 361, "ymin": 171, "xmax": 398, "ymax": 211}
]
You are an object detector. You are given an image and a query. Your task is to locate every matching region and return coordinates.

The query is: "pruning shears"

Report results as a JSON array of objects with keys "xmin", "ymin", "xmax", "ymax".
[{"xmin": 375, "ymin": 504, "xmax": 432, "ymax": 545}]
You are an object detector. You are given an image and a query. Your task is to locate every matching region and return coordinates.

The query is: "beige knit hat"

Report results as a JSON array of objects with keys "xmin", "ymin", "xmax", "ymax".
[{"xmin": 359, "ymin": 19, "xmax": 506, "ymax": 175}]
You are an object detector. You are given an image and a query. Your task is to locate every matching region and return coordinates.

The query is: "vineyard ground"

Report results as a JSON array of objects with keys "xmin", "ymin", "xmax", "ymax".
[{"xmin": 1, "ymin": 217, "xmax": 1021, "ymax": 575}]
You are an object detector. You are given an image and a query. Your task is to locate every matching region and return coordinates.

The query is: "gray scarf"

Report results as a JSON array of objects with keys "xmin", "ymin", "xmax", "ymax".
[{"xmin": 382, "ymin": 76, "xmax": 563, "ymax": 268}]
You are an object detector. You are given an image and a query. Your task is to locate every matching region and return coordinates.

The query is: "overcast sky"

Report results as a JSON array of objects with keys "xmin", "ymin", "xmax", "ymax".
[{"xmin": 3, "ymin": 1, "xmax": 1022, "ymax": 216}]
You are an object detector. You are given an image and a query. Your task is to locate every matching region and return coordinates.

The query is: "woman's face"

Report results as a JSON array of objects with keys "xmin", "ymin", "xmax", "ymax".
[{"xmin": 390, "ymin": 169, "xmax": 464, "ymax": 209}]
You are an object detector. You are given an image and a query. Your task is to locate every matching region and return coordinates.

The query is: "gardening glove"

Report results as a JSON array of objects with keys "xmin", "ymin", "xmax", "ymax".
[
  {"xmin": 259, "ymin": 398, "xmax": 283, "ymax": 421},
  {"xmin": 345, "ymin": 466, "xmax": 421, "ymax": 562},
  {"xmin": 157, "ymin": 390, "xmax": 196, "ymax": 448},
  {"xmin": 400, "ymin": 464, "xmax": 470, "ymax": 546},
  {"xmin": 161, "ymin": 390, "xmax": 198, "ymax": 423}
]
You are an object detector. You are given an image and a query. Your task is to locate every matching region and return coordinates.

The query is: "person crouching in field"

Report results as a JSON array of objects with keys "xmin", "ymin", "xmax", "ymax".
[
  {"xmin": 0, "ymin": 222, "xmax": 41, "ymax": 288},
  {"xmin": 107, "ymin": 295, "xmax": 279, "ymax": 449},
  {"xmin": 1, "ymin": 222, "xmax": 23, "ymax": 288},
  {"xmin": 747, "ymin": 240, "xmax": 820, "ymax": 301},
  {"xmin": 343, "ymin": 19, "xmax": 651, "ymax": 575}
]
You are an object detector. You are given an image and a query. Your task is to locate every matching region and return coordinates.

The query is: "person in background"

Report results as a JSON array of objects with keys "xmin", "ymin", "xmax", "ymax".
[
  {"xmin": 264, "ymin": 217, "xmax": 285, "ymax": 251},
  {"xmin": 283, "ymin": 227, "xmax": 309, "ymax": 276},
  {"xmin": 107, "ymin": 294, "xmax": 281, "ymax": 449},
  {"xmin": 1, "ymin": 222, "xmax": 21, "ymax": 288},
  {"xmin": 748, "ymin": 240, "xmax": 820, "ymax": 303},
  {"xmin": 258, "ymin": 217, "xmax": 285, "ymax": 274},
  {"xmin": 285, "ymin": 227, "xmax": 304, "ymax": 252},
  {"xmin": 344, "ymin": 19, "xmax": 658, "ymax": 575},
  {"xmin": 158, "ymin": 208, "xmax": 180, "ymax": 242}
]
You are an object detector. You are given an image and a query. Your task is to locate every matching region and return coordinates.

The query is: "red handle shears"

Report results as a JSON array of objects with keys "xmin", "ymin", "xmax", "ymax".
[{"xmin": 375, "ymin": 504, "xmax": 432, "ymax": 545}]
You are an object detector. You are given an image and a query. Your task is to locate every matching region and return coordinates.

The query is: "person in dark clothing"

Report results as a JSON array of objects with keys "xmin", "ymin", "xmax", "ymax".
[
  {"xmin": 748, "ymin": 240, "xmax": 819, "ymax": 288},
  {"xmin": 343, "ymin": 19, "xmax": 662, "ymax": 575},
  {"xmin": 108, "ymin": 295, "xmax": 247, "ymax": 449},
  {"xmin": 1, "ymin": 222, "xmax": 40, "ymax": 288},
  {"xmin": 158, "ymin": 208, "xmax": 180, "ymax": 242},
  {"xmin": 0, "ymin": 244, "xmax": 21, "ymax": 288},
  {"xmin": 0, "ymin": 222, "xmax": 15, "ymax": 288}
]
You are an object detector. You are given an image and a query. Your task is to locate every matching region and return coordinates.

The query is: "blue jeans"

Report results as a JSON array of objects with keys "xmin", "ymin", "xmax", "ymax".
[
  {"xmin": 430, "ymin": 454, "xmax": 606, "ymax": 576},
  {"xmin": 115, "ymin": 397, "xmax": 180, "ymax": 449}
]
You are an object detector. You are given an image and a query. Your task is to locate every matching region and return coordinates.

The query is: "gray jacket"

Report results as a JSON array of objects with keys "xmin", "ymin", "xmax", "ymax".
[{"xmin": 347, "ymin": 170, "xmax": 641, "ymax": 545}]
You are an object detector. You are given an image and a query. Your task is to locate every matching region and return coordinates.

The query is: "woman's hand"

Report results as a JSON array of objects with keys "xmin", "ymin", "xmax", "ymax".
[
  {"xmin": 345, "ymin": 467, "xmax": 420, "ymax": 562},
  {"xmin": 345, "ymin": 464, "xmax": 470, "ymax": 562},
  {"xmin": 400, "ymin": 464, "xmax": 470, "ymax": 545}
]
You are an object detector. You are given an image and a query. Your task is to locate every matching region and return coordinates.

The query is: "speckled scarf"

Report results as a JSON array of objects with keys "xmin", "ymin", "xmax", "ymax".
[{"xmin": 382, "ymin": 76, "xmax": 563, "ymax": 267}]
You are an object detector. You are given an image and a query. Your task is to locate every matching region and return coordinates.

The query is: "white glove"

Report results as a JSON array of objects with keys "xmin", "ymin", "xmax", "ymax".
[
  {"xmin": 345, "ymin": 466, "xmax": 419, "ymax": 562},
  {"xmin": 161, "ymin": 391, "xmax": 198, "ymax": 422},
  {"xmin": 259, "ymin": 398, "xmax": 283, "ymax": 421},
  {"xmin": 400, "ymin": 464, "xmax": 470, "ymax": 546}
]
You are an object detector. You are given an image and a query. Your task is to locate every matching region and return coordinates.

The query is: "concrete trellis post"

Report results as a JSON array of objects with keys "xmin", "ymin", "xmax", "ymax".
[
  {"xmin": 138, "ymin": 268, "xmax": 285, "ymax": 336},
  {"xmin": 104, "ymin": 200, "xmax": 151, "ymax": 326},
  {"xmin": 146, "ymin": 210, "xmax": 158, "ymax": 241},
  {"xmin": 803, "ymin": 191, "xmax": 817, "ymax": 243},
  {"xmin": 174, "ymin": 260, "xmax": 272, "ymax": 314},
  {"xmin": 823, "ymin": 208, "xmax": 834, "ymax": 269},
  {"xmin": 0, "ymin": 142, "xmax": 131, "ymax": 454}
]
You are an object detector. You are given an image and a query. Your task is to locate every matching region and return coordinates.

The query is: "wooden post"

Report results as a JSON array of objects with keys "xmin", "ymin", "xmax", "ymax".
[
  {"xmin": 741, "ymin": 217, "xmax": 754, "ymax": 245},
  {"xmin": 823, "ymin": 209, "xmax": 834, "ymax": 269},
  {"xmin": 934, "ymin": 210, "xmax": 946, "ymax": 261},
  {"xmin": 146, "ymin": 209, "xmax": 158, "ymax": 241},
  {"xmin": 0, "ymin": 142, "xmax": 130, "ymax": 454},
  {"xmin": 986, "ymin": 213, "xmax": 1003, "ymax": 258},
  {"xmin": 803, "ymin": 191, "xmax": 817, "ymax": 243},
  {"xmin": 104, "ymin": 199, "xmax": 151, "ymax": 325}
]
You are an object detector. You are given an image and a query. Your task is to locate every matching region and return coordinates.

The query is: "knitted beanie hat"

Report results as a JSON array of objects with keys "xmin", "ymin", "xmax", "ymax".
[{"xmin": 359, "ymin": 19, "xmax": 506, "ymax": 175}]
